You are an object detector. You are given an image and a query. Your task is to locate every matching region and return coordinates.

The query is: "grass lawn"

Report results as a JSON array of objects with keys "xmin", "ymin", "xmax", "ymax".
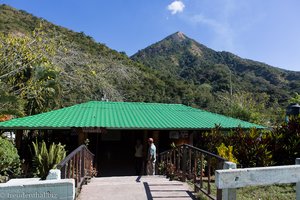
[
  {"xmin": 196, "ymin": 183, "xmax": 295, "ymax": 200},
  {"xmin": 236, "ymin": 184, "xmax": 295, "ymax": 200}
]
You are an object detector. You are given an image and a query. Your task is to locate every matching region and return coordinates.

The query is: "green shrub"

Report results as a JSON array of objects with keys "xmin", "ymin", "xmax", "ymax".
[
  {"xmin": 198, "ymin": 127, "xmax": 274, "ymax": 167},
  {"xmin": 32, "ymin": 140, "xmax": 66, "ymax": 179},
  {"xmin": 0, "ymin": 136, "xmax": 21, "ymax": 177},
  {"xmin": 230, "ymin": 129, "xmax": 274, "ymax": 167},
  {"xmin": 272, "ymin": 116, "xmax": 300, "ymax": 165}
]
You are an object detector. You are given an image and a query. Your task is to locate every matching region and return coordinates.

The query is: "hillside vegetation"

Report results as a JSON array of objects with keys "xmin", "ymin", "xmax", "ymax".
[
  {"xmin": 0, "ymin": 5, "xmax": 199, "ymax": 115},
  {"xmin": 132, "ymin": 32, "xmax": 300, "ymax": 124},
  {"xmin": 0, "ymin": 4, "xmax": 299, "ymax": 125}
]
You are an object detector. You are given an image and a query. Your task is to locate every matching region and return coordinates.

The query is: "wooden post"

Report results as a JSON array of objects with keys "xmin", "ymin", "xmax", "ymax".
[
  {"xmin": 296, "ymin": 158, "xmax": 300, "ymax": 200},
  {"xmin": 15, "ymin": 130, "xmax": 23, "ymax": 157},
  {"xmin": 143, "ymin": 130, "xmax": 148, "ymax": 175},
  {"xmin": 153, "ymin": 130, "xmax": 159, "ymax": 151},
  {"xmin": 216, "ymin": 161, "xmax": 225, "ymax": 200},
  {"xmin": 194, "ymin": 152, "xmax": 199, "ymax": 192},
  {"xmin": 222, "ymin": 162, "xmax": 237, "ymax": 200},
  {"xmin": 207, "ymin": 157, "xmax": 211, "ymax": 194},
  {"xmin": 181, "ymin": 146, "xmax": 187, "ymax": 182},
  {"xmin": 15, "ymin": 130, "xmax": 22, "ymax": 149},
  {"xmin": 81, "ymin": 149, "xmax": 85, "ymax": 180},
  {"xmin": 78, "ymin": 128, "xmax": 87, "ymax": 145},
  {"xmin": 189, "ymin": 131, "xmax": 194, "ymax": 145}
]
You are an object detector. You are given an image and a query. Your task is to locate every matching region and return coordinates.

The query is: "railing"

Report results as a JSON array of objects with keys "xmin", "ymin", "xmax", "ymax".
[
  {"xmin": 216, "ymin": 159, "xmax": 300, "ymax": 200},
  {"xmin": 158, "ymin": 144, "xmax": 227, "ymax": 200},
  {"xmin": 57, "ymin": 145, "xmax": 94, "ymax": 190}
]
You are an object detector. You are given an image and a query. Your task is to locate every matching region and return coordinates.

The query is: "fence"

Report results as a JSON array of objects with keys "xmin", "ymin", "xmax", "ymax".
[
  {"xmin": 216, "ymin": 158, "xmax": 300, "ymax": 200},
  {"xmin": 158, "ymin": 144, "xmax": 227, "ymax": 200},
  {"xmin": 57, "ymin": 145, "xmax": 94, "ymax": 190}
]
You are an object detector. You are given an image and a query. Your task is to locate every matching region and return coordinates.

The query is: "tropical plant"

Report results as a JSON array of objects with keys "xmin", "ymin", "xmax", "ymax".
[
  {"xmin": 198, "ymin": 127, "xmax": 274, "ymax": 168},
  {"xmin": 217, "ymin": 143, "xmax": 238, "ymax": 163},
  {"xmin": 0, "ymin": 136, "xmax": 21, "ymax": 178},
  {"xmin": 271, "ymin": 116, "xmax": 300, "ymax": 165},
  {"xmin": 32, "ymin": 140, "xmax": 66, "ymax": 179},
  {"xmin": 227, "ymin": 128, "xmax": 274, "ymax": 167}
]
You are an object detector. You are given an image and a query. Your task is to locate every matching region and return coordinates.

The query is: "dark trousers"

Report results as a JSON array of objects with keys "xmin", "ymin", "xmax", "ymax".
[{"xmin": 135, "ymin": 157, "xmax": 143, "ymax": 175}]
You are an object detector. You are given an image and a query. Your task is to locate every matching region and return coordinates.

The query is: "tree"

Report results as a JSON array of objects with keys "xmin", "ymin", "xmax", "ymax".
[
  {"xmin": 0, "ymin": 80, "xmax": 25, "ymax": 116},
  {"xmin": 0, "ymin": 137, "xmax": 21, "ymax": 178},
  {"xmin": 0, "ymin": 24, "xmax": 62, "ymax": 115},
  {"xmin": 216, "ymin": 91, "xmax": 273, "ymax": 125},
  {"xmin": 289, "ymin": 92, "xmax": 300, "ymax": 104}
]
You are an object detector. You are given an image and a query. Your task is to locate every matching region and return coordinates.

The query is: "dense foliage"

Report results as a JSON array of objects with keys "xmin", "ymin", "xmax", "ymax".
[
  {"xmin": 198, "ymin": 116, "xmax": 300, "ymax": 167},
  {"xmin": 271, "ymin": 116, "xmax": 300, "ymax": 165},
  {"xmin": 0, "ymin": 5, "xmax": 214, "ymax": 118},
  {"xmin": 0, "ymin": 137, "xmax": 21, "ymax": 178}
]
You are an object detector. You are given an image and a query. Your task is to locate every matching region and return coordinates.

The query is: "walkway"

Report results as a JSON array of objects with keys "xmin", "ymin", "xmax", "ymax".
[{"xmin": 78, "ymin": 175, "xmax": 196, "ymax": 200}]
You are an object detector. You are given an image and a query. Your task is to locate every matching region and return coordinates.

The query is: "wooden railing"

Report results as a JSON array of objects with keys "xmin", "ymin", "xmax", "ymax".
[
  {"xmin": 158, "ymin": 144, "xmax": 227, "ymax": 200},
  {"xmin": 57, "ymin": 145, "xmax": 94, "ymax": 189},
  {"xmin": 216, "ymin": 159, "xmax": 300, "ymax": 200}
]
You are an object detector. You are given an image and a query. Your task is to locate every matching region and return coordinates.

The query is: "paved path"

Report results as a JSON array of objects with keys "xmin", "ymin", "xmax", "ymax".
[{"xmin": 78, "ymin": 176, "xmax": 196, "ymax": 200}]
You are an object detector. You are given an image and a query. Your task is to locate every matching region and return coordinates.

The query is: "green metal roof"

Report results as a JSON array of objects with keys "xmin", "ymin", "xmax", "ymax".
[{"xmin": 0, "ymin": 101, "xmax": 264, "ymax": 130}]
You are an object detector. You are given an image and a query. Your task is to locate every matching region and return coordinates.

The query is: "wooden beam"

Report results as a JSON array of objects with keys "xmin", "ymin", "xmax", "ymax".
[
  {"xmin": 221, "ymin": 162, "xmax": 237, "ymax": 200},
  {"xmin": 216, "ymin": 165, "xmax": 300, "ymax": 189}
]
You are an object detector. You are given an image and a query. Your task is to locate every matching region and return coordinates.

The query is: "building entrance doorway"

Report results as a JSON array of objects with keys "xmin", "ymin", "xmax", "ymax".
[
  {"xmin": 88, "ymin": 130, "xmax": 146, "ymax": 176},
  {"xmin": 86, "ymin": 129, "xmax": 187, "ymax": 176}
]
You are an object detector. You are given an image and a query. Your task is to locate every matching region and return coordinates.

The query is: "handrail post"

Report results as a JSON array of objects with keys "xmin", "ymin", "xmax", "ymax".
[
  {"xmin": 200, "ymin": 153, "xmax": 203, "ymax": 189},
  {"xmin": 60, "ymin": 166, "xmax": 66, "ymax": 179},
  {"xmin": 81, "ymin": 149, "xmax": 85, "ymax": 180},
  {"xmin": 296, "ymin": 158, "xmax": 300, "ymax": 200},
  {"xmin": 222, "ymin": 161, "xmax": 237, "ymax": 200},
  {"xmin": 181, "ymin": 145, "xmax": 187, "ymax": 182},
  {"xmin": 193, "ymin": 151, "xmax": 199, "ymax": 193},
  {"xmin": 216, "ymin": 161, "xmax": 224, "ymax": 200},
  {"xmin": 207, "ymin": 156, "xmax": 211, "ymax": 194}
]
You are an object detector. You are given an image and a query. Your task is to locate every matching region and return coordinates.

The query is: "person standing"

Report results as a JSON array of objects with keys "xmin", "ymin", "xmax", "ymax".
[
  {"xmin": 147, "ymin": 138, "xmax": 156, "ymax": 175},
  {"xmin": 134, "ymin": 139, "xmax": 143, "ymax": 175}
]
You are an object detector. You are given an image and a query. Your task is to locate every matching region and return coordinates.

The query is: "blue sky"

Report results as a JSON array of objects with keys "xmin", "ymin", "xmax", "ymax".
[{"xmin": 1, "ymin": 0, "xmax": 300, "ymax": 71}]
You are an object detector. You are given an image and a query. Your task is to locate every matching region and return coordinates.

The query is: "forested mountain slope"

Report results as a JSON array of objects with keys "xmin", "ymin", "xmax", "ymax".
[
  {"xmin": 132, "ymin": 32, "xmax": 300, "ymax": 104},
  {"xmin": 1, "ymin": 4, "xmax": 299, "ymax": 125},
  {"xmin": 0, "ymin": 4, "xmax": 198, "ymax": 116}
]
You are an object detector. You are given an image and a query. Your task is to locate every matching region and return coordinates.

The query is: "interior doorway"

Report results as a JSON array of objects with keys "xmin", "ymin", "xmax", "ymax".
[{"xmin": 88, "ymin": 130, "xmax": 145, "ymax": 176}]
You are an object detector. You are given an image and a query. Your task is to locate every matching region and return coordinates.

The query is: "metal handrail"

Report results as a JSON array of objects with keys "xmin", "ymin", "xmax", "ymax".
[
  {"xmin": 57, "ymin": 145, "xmax": 94, "ymax": 190},
  {"xmin": 158, "ymin": 144, "xmax": 227, "ymax": 200}
]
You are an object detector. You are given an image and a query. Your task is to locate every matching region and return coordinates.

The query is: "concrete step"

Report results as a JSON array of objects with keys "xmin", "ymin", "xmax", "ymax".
[
  {"xmin": 78, "ymin": 175, "xmax": 196, "ymax": 200},
  {"xmin": 152, "ymin": 191, "xmax": 192, "ymax": 197}
]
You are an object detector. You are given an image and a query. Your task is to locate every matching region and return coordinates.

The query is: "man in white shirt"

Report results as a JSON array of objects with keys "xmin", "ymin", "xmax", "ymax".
[{"xmin": 147, "ymin": 138, "xmax": 156, "ymax": 175}]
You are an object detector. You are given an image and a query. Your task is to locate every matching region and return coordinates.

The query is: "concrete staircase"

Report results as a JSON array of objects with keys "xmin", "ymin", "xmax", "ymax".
[{"xmin": 78, "ymin": 175, "xmax": 196, "ymax": 200}]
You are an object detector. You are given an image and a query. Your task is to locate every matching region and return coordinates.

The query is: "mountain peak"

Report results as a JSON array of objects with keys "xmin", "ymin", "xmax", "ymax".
[{"xmin": 168, "ymin": 31, "xmax": 187, "ymax": 42}]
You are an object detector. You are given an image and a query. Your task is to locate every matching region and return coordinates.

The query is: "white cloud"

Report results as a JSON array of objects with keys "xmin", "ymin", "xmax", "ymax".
[{"xmin": 167, "ymin": 1, "xmax": 185, "ymax": 15}]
